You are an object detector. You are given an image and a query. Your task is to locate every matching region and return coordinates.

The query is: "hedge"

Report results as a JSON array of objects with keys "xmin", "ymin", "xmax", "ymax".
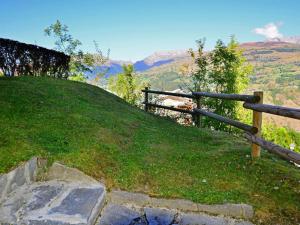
[{"xmin": 0, "ymin": 38, "xmax": 70, "ymax": 78}]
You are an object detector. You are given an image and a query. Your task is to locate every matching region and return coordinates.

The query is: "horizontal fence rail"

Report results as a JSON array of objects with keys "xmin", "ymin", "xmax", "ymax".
[
  {"xmin": 245, "ymin": 133, "xmax": 300, "ymax": 164},
  {"xmin": 192, "ymin": 92, "xmax": 260, "ymax": 103},
  {"xmin": 146, "ymin": 102, "xmax": 194, "ymax": 115},
  {"xmin": 243, "ymin": 103, "xmax": 300, "ymax": 120},
  {"xmin": 193, "ymin": 108, "xmax": 258, "ymax": 134},
  {"xmin": 142, "ymin": 88, "xmax": 300, "ymax": 165},
  {"xmin": 142, "ymin": 89, "xmax": 194, "ymax": 99}
]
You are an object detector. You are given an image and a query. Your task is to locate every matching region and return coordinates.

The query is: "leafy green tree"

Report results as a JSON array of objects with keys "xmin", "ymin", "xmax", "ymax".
[
  {"xmin": 45, "ymin": 20, "xmax": 109, "ymax": 82},
  {"xmin": 108, "ymin": 64, "xmax": 142, "ymax": 105},
  {"xmin": 190, "ymin": 37, "xmax": 253, "ymax": 132},
  {"xmin": 188, "ymin": 38, "xmax": 209, "ymax": 92}
]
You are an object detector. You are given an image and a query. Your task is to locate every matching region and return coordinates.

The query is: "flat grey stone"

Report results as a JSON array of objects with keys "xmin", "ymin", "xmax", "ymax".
[
  {"xmin": 0, "ymin": 157, "xmax": 38, "ymax": 203},
  {"xmin": 49, "ymin": 187, "xmax": 104, "ymax": 219},
  {"xmin": 0, "ymin": 174, "xmax": 8, "ymax": 200},
  {"xmin": 129, "ymin": 215, "xmax": 148, "ymax": 225},
  {"xmin": 25, "ymin": 157, "xmax": 38, "ymax": 183},
  {"xmin": 0, "ymin": 188, "xmax": 27, "ymax": 224},
  {"xmin": 26, "ymin": 220, "xmax": 85, "ymax": 225},
  {"xmin": 150, "ymin": 198, "xmax": 198, "ymax": 212},
  {"xmin": 144, "ymin": 207, "xmax": 175, "ymax": 225},
  {"xmin": 7, "ymin": 165, "xmax": 26, "ymax": 194},
  {"xmin": 109, "ymin": 191, "xmax": 151, "ymax": 206},
  {"xmin": 97, "ymin": 204, "xmax": 141, "ymax": 225},
  {"xmin": 27, "ymin": 185, "xmax": 63, "ymax": 211},
  {"xmin": 179, "ymin": 212, "xmax": 232, "ymax": 225},
  {"xmin": 197, "ymin": 204, "xmax": 254, "ymax": 219},
  {"xmin": 47, "ymin": 163, "xmax": 100, "ymax": 185}
]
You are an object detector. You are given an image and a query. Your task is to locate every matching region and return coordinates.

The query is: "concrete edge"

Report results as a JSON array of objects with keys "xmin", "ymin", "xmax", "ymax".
[{"xmin": 108, "ymin": 190, "xmax": 254, "ymax": 219}]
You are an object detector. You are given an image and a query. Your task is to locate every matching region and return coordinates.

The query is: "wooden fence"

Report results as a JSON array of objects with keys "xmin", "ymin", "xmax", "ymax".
[{"xmin": 142, "ymin": 87, "xmax": 300, "ymax": 165}]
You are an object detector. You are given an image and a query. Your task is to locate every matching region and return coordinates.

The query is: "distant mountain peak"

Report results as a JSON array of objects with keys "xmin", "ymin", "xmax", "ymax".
[{"xmin": 143, "ymin": 50, "xmax": 189, "ymax": 65}]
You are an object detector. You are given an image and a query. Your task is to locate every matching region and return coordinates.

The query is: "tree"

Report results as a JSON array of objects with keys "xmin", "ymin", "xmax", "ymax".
[
  {"xmin": 108, "ymin": 64, "xmax": 142, "ymax": 105},
  {"xmin": 190, "ymin": 37, "xmax": 253, "ymax": 132},
  {"xmin": 45, "ymin": 20, "xmax": 109, "ymax": 82}
]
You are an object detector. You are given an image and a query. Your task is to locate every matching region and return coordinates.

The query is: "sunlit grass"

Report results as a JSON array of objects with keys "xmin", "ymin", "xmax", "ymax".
[{"xmin": 0, "ymin": 76, "xmax": 299, "ymax": 224}]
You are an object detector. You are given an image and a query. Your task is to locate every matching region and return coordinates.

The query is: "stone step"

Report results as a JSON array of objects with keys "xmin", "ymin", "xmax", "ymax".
[
  {"xmin": 0, "ymin": 180, "xmax": 106, "ymax": 225},
  {"xmin": 0, "ymin": 160, "xmax": 106, "ymax": 225},
  {"xmin": 95, "ymin": 203, "xmax": 253, "ymax": 225}
]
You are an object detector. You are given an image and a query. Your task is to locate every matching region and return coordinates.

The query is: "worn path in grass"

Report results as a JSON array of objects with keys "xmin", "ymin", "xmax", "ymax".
[{"xmin": 0, "ymin": 76, "xmax": 299, "ymax": 224}]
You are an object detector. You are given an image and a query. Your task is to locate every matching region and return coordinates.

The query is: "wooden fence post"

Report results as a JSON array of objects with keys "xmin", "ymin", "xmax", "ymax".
[
  {"xmin": 195, "ymin": 97, "xmax": 201, "ymax": 128},
  {"xmin": 251, "ymin": 91, "xmax": 263, "ymax": 158},
  {"xmin": 144, "ymin": 87, "xmax": 149, "ymax": 112}
]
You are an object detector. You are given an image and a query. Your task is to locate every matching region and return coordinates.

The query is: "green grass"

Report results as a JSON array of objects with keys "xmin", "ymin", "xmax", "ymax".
[{"xmin": 0, "ymin": 76, "xmax": 299, "ymax": 224}]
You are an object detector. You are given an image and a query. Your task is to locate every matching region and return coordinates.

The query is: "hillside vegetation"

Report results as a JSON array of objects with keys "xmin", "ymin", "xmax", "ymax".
[
  {"xmin": 137, "ymin": 41, "xmax": 300, "ymax": 131},
  {"xmin": 0, "ymin": 77, "xmax": 300, "ymax": 224}
]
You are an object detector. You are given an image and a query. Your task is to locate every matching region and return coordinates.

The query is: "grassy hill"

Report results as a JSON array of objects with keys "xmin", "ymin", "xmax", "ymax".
[{"xmin": 0, "ymin": 76, "xmax": 300, "ymax": 224}]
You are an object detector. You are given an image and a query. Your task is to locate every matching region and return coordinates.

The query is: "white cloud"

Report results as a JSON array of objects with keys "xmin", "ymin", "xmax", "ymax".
[{"xmin": 253, "ymin": 23, "xmax": 283, "ymax": 39}]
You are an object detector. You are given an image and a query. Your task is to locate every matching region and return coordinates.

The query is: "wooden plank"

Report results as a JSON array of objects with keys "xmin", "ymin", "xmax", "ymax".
[
  {"xmin": 192, "ymin": 92, "xmax": 259, "ymax": 103},
  {"xmin": 144, "ymin": 87, "xmax": 149, "ymax": 112},
  {"xmin": 193, "ymin": 108, "xmax": 258, "ymax": 134},
  {"xmin": 195, "ymin": 97, "xmax": 201, "ymax": 128},
  {"xmin": 251, "ymin": 91, "xmax": 263, "ymax": 158},
  {"xmin": 243, "ymin": 102, "xmax": 300, "ymax": 120},
  {"xmin": 145, "ymin": 102, "xmax": 194, "ymax": 114},
  {"xmin": 142, "ymin": 89, "xmax": 194, "ymax": 99},
  {"xmin": 244, "ymin": 132, "xmax": 300, "ymax": 165}
]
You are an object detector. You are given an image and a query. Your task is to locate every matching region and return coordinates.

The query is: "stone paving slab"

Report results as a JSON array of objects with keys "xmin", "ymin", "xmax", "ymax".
[
  {"xmin": 144, "ymin": 207, "xmax": 176, "ymax": 225},
  {"xmin": 97, "ymin": 204, "xmax": 142, "ymax": 225},
  {"xmin": 96, "ymin": 203, "xmax": 254, "ymax": 225},
  {"xmin": 0, "ymin": 180, "xmax": 106, "ymax": 225},
  {"xmin": 108, "ymin": 190, "xmax": 254, "ymax": 219}
]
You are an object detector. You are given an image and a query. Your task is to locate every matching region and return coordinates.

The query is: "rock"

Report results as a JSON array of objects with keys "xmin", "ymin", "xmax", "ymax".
[
  {"xmin": 46, "ymin": 162, "xmax": 99, "ymax": 185},
  {"xmin": 0, "ymin": 157, "xmax": 38, "ymax": 202},
  {"xmin": 97, "ymin": 204, "xmax": 141, "ymax": 225},
  {"xmin": 178, "ymin": 212, "xmax": 254, "ymax": 225},
  {"xmin": 144, "ymin": 207, "xmax": 175, "ymax": 225},
  {"xmin": 0, "ymin": 184, "xmax": 28, "ymax": 224},
  {"xmin": 0, "ymin": 174, "xmax": 8, "ymax": 200},
  {"xmin": 25, "ymin": 157, "xmax": 38, "ymax": 183},
  {"xmin": 6, "ymin": 164, "xmax": 27, "ymax": 195},
  {"xmin": 150, "ymin": 198, "xmax": 198, "ymax": 212},
  {"xmin": 197, "ymin": 203, "xmax": 254, "ymax": 219},
  {"xmin": 49, "ymin": 187, "xmax": 105, "ymax": 224},
  {"xmin": 0, "ymin": 160, "xmax": 106, "ymax": 225},
  {"xmin": 26, "ymin": 184, "xmax": 63, "ymax": 211},
  {"xmin": 26, "ymin": 220, "xmax": 85, "ymax": 225},
  {"xmin": 179, "ymin": 212, "xmax": 232, "ymax": 225},
  {"xmin": 109, "ymin": 190, "xmax": 151, "ymax": 206},
  {"xmin": 129, "ymin": 215, "xmax": 148, "ymax": 225}
]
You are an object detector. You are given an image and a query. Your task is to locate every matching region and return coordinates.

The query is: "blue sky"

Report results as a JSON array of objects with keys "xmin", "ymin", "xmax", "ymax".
[{"xmin": 1, "ymin": 0, "xmax": 299, "ymax": 61}]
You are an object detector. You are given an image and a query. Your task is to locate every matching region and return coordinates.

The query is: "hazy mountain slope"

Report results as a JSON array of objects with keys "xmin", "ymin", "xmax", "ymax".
[{"xmin": 88, "ymin": 50, "xmax": 189, "ymax": 79}]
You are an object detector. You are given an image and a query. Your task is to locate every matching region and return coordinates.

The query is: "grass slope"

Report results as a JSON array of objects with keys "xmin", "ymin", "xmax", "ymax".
[{"xmin": 0, "ymin": 76, "xmax": 299, "ymax": 224}]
